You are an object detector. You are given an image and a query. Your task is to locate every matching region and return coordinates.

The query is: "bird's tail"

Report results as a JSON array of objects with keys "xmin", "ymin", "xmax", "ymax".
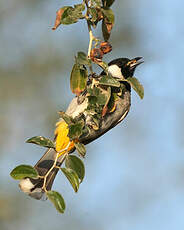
[
  {"xmin": 19, "ymin": 120, "xmax": 75, "ymax": 200},
  {"xmin": 19, "ymin": 148, "xmax": 60, "ymax": 200}
]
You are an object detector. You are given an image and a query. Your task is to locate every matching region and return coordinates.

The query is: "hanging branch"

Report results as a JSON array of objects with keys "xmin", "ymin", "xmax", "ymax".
[{"xmin": 10, "ymin": 0, "xmax": 144, "ymax": 214}]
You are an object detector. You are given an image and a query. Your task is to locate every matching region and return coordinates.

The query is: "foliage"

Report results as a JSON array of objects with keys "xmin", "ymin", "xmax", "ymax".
[
  {"xmin": 10, "ymin": 0, "xmax": 144, "ymax": 214},
  {"xmin": 60, "ymin": 168, "xmax": 80, "ymax": 192},
  {"xmin": 26, "ymin": 136, "xmax": 55, "ymax": 149},
  {"xmin": 126, "ymin": 77, "xmax": 144, "ymax": 99},
  {"xmin": 70, "ymin": 64, "xmax": 88, "ymax": 96},
  {"xmin": 46, "ymin": 191, "xmax": 65, "ymax": 213},
  {"xmin": 65, "ymin": 155, "xmax": 85, "ymax": 182},
  {"xmin": 10, "ymin": 165, "xmax": 38, "ymax": 180}
]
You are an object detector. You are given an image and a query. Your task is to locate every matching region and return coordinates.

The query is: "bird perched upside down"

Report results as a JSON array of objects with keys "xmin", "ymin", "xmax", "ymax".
[{"xmin": 19, "ymin": 57, "xmax": 143, "ymax": 200}]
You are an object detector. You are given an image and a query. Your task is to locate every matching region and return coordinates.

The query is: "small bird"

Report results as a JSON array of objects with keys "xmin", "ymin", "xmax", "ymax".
[{"xmin": 19, "ymin": 57, "xmax": 143, "ymax": 200}]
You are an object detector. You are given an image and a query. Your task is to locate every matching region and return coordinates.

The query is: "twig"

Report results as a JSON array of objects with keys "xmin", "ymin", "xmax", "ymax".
[
  {"xmin": 84, "ymin": 0, "xmax": 94, "ymax": 74},
  {"xmin": 42, "ymin": 151, "xmax": 59, "ymax": 192},
  {"xmin": 42, "ymin": 142, "xmax": 71, "ymax": 192},
  {"xmin": 87, "ymin": 29, "xmax": 94, "ymax": 58}
]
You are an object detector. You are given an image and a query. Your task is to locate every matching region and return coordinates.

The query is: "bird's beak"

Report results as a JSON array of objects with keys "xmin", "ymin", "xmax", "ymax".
[{"xmin": 128, "ymin": 57, "xmax": 144, "ymax": 70}]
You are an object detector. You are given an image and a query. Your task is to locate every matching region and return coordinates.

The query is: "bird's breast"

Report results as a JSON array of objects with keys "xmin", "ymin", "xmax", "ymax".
[{"xmin": 66, "ymin": 97, "xmax": 88, "ymax": 118}]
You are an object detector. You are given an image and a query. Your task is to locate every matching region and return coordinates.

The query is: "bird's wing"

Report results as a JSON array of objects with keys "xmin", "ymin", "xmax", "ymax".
[{"xmin": 19, "ymin": 87, "xmax": 131, "ymax": 200}]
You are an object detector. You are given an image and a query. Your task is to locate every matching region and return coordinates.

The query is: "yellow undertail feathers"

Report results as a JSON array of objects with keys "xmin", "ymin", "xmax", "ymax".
[{"xmin": 55, "ymin": 120, "xmax": 74, "ymax": 156}]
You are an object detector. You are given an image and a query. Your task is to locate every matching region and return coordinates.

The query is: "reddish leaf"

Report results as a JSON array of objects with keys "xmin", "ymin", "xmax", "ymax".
[
  {"xmin": 100, "ymin": 41, "xmax": 112, "ymax": 54},
  {"xmin": 52, "ymin": 8, "xmax": 67, "ymax": 30},
  {"xmin": 90, "ymin": 48, "xmax": 104, "ymax": 62}
]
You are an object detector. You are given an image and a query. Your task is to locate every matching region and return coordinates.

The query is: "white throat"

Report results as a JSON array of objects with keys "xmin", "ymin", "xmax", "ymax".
[{"xmin": 108, "ymin": 65, "xmax": 123, "ymax": 79}]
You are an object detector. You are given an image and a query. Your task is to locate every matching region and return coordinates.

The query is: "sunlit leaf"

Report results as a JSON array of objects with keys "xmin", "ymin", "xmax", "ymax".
[
  {"xmin": 74, "ymin": 142, "xmax": 86, "ymax": 158},
  {"xmin": 61, "ymin": 168, "xmax": 80, "ymax": 192},
  {"xmin": 46, "ymin": 190, "xmax": 65, "ymax": 214},
  {"xmin": 126, "ymin": 77, "xmax": 144, "ymax": 99},
  {"xmin": 60, "ymin": 4, "xmax": 85, "ymax": 25},
  {"xmin": 70, "ymin": 64, "xmax": 88, "ymax": 96},
  {"xmin": 26, "ymin": 136, "xmax": 55, "ymax": 149},
  {"xmin": 65, "ymin": 155, "xmax": 85, "ymax": 182},
  {"xmin": 99, "ymin": 75, "xmax": 120, "ymax": 87},
  {"xmin": 10, "ymin": 165, "xmax": 38, "ymax": 180}
]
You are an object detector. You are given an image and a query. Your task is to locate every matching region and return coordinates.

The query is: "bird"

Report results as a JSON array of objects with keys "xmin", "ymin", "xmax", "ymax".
[{"xmin": 19, "ymin": 57, "xmax": 143, "ymax": 200}]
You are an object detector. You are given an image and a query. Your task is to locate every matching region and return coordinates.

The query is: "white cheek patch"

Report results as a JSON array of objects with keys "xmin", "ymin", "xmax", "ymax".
[{"xmin": 107, "ymin": 65, "xmax": 123, "ymax": 79}]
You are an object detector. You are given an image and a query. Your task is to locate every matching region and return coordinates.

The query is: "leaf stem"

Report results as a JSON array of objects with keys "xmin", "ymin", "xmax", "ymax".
[
  {"xmin": 42, "ymin": 142, "xmax": 71, "ymax": 192},
  {"xmin": 88, "ymin": 29, "xmax": 94, "ymax": 58},
  {"xmin": 84, "ymin": 0, "xmax": 94, "ymax": 74},
  {"xmin": 42, "ymin": 151, "xmax": 59, "ymax": 192}
]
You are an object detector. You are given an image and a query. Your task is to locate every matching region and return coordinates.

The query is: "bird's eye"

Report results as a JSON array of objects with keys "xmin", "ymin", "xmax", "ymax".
[{"xmin": 126, "ymin": 60, "xmax": 136, "ymax": 66}]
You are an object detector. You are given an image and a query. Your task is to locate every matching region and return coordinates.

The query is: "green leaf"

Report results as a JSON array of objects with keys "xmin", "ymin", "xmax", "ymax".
[
  {"xmin": 68, "ymin": 121, "xmax": 84, "ymax": 140},
  {"xmin": 26, "ymin": 136, "xmax": 55, "ymax": 149},
  {"xmin": 60, "ymin": 4, "xmax": 85, "ymax": 25},
  {"xmin": 102, "ymin": 19, "xmax": 110, "ymax": 41},
  {"xmin": 101, "ymin": 8, "xmax": 114, "ymax": 41},
  {"xmin": 87, "ymin": 87, "xmax": 107, "ymax": 106},
  {"xmin": 126, "ymin": 77, "xmax": 144, "ymax": 99},
  {"xmin": 94, "ymin": 87, "xmax": 107, "ymax": 105},
  {"xmin": 46, "ymin": 190, "xmax": 65, "ymax": 214},
  {"xmin": 102, "ymin": 86, "xmax": 111, "ymax": 116},
  {"xmin": 60, "ymin": 7, "xmax": 77, "ymax": 25},
  {"xmin": 99, "ymin": 75, "xmax": 120, "ymax": 87},
  {"xmin": 10, "ymin": 165, "xmax": 38, "ymax": 180},
  {"xmin": 74, "ymin": 142, "xmax": 86, "ymax": 158},
  {"xmin": 65, "ymin": 155, "xmax": 85, "ymax": 182},
  {"xmin": 107, "ymin": 92, "xmax": 117, "ymax": 111},
  {"xmin": 76, "ymin": 52, "xmax": 90, "ymax": 65},
  {"xmin": 61, "ymin": 168, "xmax": 79, "ymax": 192},
  {"xmin": 102, "ymin": 7, "xmax": 115, "ymax": 24},
  {"xmin": 70, "ymin": 64, "xmax": 88, "ymax": 96}
]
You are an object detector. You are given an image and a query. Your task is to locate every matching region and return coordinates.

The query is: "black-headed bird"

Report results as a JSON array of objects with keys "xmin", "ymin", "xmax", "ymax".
[{"xmin": 19, "ymin": 57, "xmax": 143, "ymax": 200}]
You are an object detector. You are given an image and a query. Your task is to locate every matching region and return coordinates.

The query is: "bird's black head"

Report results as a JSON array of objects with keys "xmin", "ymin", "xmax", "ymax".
[{"xmin": 108, "ymin": 57, "xmax": 143, "ymax": 79}]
